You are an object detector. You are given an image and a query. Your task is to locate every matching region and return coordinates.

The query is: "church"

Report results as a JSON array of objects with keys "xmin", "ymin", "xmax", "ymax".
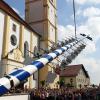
[{"xmin": 0, "ymin": 0, "xmax": 58, "ymax": 89}]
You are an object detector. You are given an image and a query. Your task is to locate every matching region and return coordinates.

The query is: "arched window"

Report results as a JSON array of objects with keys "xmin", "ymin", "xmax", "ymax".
[
  {"xmin": 33, "ymin": 46, "xmax": 40, "ymax": 58},
  {"xmin": 10, "ymin": 34, "xmax": 17, "ymax": 46},
  {"xmin": 34, "ymin": 46, "xmax": 38, "ymax": 56},
  {"xmin": 24, "ymin": 41, "xmax": 29, "ymax": 58}
]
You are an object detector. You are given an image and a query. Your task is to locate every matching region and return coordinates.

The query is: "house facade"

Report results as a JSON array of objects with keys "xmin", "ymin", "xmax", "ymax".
[{"xmin": 60, "ymin": 64, "xmax": 90, "ymax": 89}]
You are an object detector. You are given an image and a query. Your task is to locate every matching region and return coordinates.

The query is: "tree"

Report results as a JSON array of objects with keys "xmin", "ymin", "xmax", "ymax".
[{"xmin": 59, "ymin": 78, "xmax": 65, "ymax": 87}]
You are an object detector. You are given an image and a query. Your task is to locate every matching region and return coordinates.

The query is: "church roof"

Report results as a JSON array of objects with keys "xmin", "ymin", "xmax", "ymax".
[
  {"xmin": 0, "ymin": 0, "xmax": 41, "ymax": 36},
  {"xmin": 60, "ymin": 64, "xmax": 90, "ymax": 78}
]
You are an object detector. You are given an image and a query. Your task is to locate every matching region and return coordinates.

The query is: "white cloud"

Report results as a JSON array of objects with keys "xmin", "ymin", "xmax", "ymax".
[
  {"xmin": 72, "ymin": 53, "xmax": 100, "ymax": 84},
  {"xmin": 86, "ymin": 0, "xmax": 100, "ymax": 4},
  {"xmin": 83, "ymin": 7, "xmax": 100, "ymax": 17},
  {"xmin": 57, "ymin": 14, "xmax": 100, "ymax": 85},
  {"xmin": 60, "ymin": 0, "xmax": 100, "ymax": 85},
  {"xmin": 66, "ymin": 0, "xmax": 100, "ymax": 5},
  {"xmin": 76, "ymin": 9, "xmax": 82, "ymax": 16},
  {"xmin": 73, "ymin": 56, "xmax": 99, "ymax": 72},
  {"xmin": 86, "ymin": 17, "xmax": 100, "ymax": 41},
  {"xmin": 74, "ymin": 0, "xmax": 86, "ymax": 5},
  {"xmin": 58, "ymin": 24, "xmax": 96, "ymax": 54},
  {"xmin": 59, "ymin": 14, "xmax": 100, "ymax": 51},
  {"xmin": 74, "ymin": 7, "xmax": 100, "ymax": 41},
  {"xmin": 76, "ymin": 7, "xmax": 100, "ymax": 18},
  {"xmin": 85, "ymin": 42, "xmax": 96, "ymax": 53},
  {"xmin": 57, "ymin": 25, "xmax": 75, "ymax": 41}
]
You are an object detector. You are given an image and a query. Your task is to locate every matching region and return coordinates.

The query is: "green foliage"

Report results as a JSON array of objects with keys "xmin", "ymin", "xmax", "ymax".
[{"xmin": 58, "ymin": 78, "xmax": 65, "ymax": 87}]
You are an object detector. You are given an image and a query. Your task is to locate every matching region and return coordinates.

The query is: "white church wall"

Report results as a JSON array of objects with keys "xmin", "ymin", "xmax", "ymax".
[
  {"xmin": 48, "ymin": 2, "xmax": 55, "ymax": 26},
  {"xmin": 32, "ymin": 33, "xmax": 39, "ymax": 48},
  {"xmin": 0, "ymin": 10, "xmax": 5, "ymax": 77},
  {"xmin": 0, "ymin": 10, "xmax": 5, "ymax": 60},
  {"xmin": 24, "ymin": 28, "xmax": 31, "ymax": 53},
  {"xmin": 8, "ymin": 18, "xmax": 20, "ymax": 53},
  {"xmin": 7, "ymin": 60, "xmax": 23, "ymax": 74},
  {"xmin": 49, "ymin": 24, "xmax": 55, "ymax": 42},
  {"xmin": 31, "ymin": 33, "xmax": 39, "ymax": 89},
  {"xmin": 0, "ymin": 1, "xmax": 40, "ymax": 89}
]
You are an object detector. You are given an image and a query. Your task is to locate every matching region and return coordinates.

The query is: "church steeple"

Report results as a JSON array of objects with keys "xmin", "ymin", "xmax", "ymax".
[
  {"xmin": 25, "ymin": 0, "xmax": 57, "ymax": 48},
  {"xmin": 25, "ymin": 0, "xmax": 58, "ymax": 88}
]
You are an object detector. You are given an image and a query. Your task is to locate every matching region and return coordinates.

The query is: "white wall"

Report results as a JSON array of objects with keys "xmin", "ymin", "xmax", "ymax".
[
  {"xmin": 32, "ymin": 33, "xmax": 39, "ymax": 48},
  {"xmin": 0, "ymin": 10, "xmax": 5, "ymax": 77},
  {"xmin": 48, "ymin": 1, "xmax": 57, "ymax": 43},
  {"xmin": 8, "ymin": 18, "xmax": 20, "ymax": 53},
  {"xmin": 48, "ymin": 3, "xmax": 55, "ymax": 26},
  {"xmin": 0, "ymin": 9, "xmax": 39, "ymax": 88},
  {"xmin": 76, "ymin": 69, "xmax": 88, "ymax": 88},
  {"xmin": 0, "ymin": 94, "xmax": 30, "ymax": 100},
  {"xmin": 23, "ymin": 28, "xmax": 39, "ymax": 89},
  {"xmin": 0, "ymin": 10, "xmax": 5, "ymax": 60},
  {"xmin": 32, "ymin": 33, "xmax": 39, "ymax": 89},
  {"xmin": 23, "ymin": 28, "xmax": 31, "ymax": 53},
  {"xmin": 49, "ymin": 24, "xmax": 55, "ymax": 42}
]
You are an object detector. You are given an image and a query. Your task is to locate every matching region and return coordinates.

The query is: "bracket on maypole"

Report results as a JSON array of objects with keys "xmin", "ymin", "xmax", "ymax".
[{"xmin": 0, "ymin": 34, "xmax": 92, "ymax": 96}]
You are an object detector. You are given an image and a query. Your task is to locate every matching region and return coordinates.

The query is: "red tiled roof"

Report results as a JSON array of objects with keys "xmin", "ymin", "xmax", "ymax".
[{"xmin": 60, "ymin": 64, "xmax": 89, "ymax": 78}]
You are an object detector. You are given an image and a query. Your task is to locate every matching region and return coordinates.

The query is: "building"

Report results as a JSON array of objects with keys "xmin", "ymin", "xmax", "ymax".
[
  {"xmin": 60, "ymin": 64, "xmax": 90, "ymax": 89},
  {"xmin": 25, "ymin": 0, "xmax": 57, "ymax": 47},
  {"xmin": 25, "ymin": 0, "xmax": 58, "ymax": 88},
  {"xmin": 0, "ymin": 0, "xmax": 58, "ymax": 89},
  {"xmin": 0, "ymin": 0, "xmax": 41, "ymax": 89}
]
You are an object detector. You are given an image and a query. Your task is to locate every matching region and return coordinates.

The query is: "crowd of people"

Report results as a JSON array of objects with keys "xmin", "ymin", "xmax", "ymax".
[
  {"xmin": 29, "ymin": 87, "xmax": 100, "ymax": 100},
  {"xmin": 6, "ymin": 85, "xmax": 100, "ymax": 100}
]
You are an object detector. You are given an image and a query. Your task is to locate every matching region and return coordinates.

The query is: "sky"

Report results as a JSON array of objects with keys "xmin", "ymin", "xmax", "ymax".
[{"xmin": 4, "ymin": 0, "xmax": 100, "ymax": 85}]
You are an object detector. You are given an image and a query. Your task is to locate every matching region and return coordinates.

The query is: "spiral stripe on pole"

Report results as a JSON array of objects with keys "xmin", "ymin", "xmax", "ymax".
[{"xmin": 0, "ymin": 43, "xmax": 75, "ymax": 95}]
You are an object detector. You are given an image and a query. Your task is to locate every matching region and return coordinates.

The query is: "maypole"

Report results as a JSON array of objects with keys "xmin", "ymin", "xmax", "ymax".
[{"xmin": 0, "ymin": 34, "xmax": 92, "ymax": 95}]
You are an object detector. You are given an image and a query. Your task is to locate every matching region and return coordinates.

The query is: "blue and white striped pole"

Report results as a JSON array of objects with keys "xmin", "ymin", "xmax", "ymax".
[{"xmin": 0, "ymin": 42, "xmax": 75, "ymax": 95}]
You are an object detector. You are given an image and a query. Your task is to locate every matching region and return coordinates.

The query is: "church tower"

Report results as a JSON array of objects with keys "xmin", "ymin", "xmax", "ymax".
[
  {"xmin": 25, "ymin": 0, "xmax": 58, "ymax": 88},
  {"xmin": 25, "ymin": 0, "xmax": 57, "ymax": 48}
]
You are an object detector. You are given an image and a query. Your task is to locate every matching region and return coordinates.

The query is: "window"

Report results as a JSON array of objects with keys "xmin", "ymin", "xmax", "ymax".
[
  {"xmin": 33, "ymin": 73, "xmax": 37, "ymax": 80},
  {"xmin": 33, "ymin": 74, "xmax": 35, "ymax": 79},
  {"xmin": 24, "ymin": 41, "xmax": 29, "ymax": 58},
  {"xmin": 34, "ymin": 46, "xmax": 37, "ymax": 54},
  {"xmin": 10, "ymin": 34, "xmax": 17, "ymax": 46},
  {"xmin": 34, "ymin": 46, "xmax": 40, "ymax": 58},
  {"xmin": 12, "ymin": 23, "xmax": 16, "ymax": 32}
]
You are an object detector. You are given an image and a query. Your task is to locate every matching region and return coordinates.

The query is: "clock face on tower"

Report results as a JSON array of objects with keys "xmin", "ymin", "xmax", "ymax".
[{"xmin": 10, "ymin": 34, "xmax": 17, "ymax": 46}]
